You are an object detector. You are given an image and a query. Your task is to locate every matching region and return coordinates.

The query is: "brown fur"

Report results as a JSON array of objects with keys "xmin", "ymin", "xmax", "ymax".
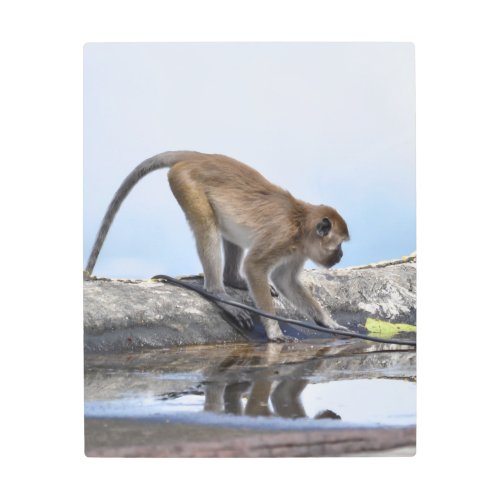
[
  {"xmin": 85, "ymin": 150, "xmax": 349, "ymax": 342},
  {"xmin": 168, "ymin": 152, "xmax": 349, "ymax": 341}
]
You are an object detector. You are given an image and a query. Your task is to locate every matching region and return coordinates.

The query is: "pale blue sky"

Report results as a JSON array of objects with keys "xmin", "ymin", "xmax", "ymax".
[{"xmin": 84, "ymin": 43, "xmax": 415, "ymax": 279}]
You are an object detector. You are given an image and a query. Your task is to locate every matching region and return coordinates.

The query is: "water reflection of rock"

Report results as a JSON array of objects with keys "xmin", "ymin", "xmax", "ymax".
[{"xmin": 85, "ymin": 339, "xmax": 415, "ymax": 421}]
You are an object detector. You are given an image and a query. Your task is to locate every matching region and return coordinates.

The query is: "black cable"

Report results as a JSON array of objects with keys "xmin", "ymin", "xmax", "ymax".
[{"xmin": 151, "ymin": 274, "xmax": 417, "ymax": 348}]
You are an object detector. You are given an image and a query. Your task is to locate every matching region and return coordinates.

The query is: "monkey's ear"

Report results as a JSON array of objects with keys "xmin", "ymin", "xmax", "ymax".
[{"xmin": 316, "ymin": 217, "xmax": 332, "ymax": 237}]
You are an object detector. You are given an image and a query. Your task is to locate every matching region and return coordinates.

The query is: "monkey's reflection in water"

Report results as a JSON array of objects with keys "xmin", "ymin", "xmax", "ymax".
[{"xmin": 203, "ymin": 344, "xmax": 341, "ymax": 420}]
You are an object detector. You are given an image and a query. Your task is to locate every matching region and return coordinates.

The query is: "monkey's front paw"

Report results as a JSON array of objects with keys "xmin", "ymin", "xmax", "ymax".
[
  {"xmin": 270, "ymin": 284, "xmax": 279, "ymax": 297},
  {"xmin": 329, "ymin": 322, "xmax": 351, "ymax": 333}
]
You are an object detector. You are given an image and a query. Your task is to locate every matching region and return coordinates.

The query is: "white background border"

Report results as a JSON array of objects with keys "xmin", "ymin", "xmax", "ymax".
[{"xmin": 1, "ymin": 1, "xmax": 498, "ymax": 498}]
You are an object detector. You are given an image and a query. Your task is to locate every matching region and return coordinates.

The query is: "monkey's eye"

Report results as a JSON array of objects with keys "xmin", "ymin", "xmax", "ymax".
[{"xmin": 316, "ymin": 217, "xmax": 331, "ymax": 237}]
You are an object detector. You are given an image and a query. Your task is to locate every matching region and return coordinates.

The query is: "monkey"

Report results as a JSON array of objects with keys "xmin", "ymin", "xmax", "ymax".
[{"xmin": 84, "ymin": 151, "xmax": 350, "ymax": 342}]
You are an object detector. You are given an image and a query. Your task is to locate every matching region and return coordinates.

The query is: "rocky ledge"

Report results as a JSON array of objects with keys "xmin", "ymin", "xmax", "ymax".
[{"xmin": 83, "ymin": 255, "xmax": 416, "ymax": 352}]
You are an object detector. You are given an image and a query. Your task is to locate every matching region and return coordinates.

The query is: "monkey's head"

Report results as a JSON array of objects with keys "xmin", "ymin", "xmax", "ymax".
[{"xmin": 306, "ymin": 206, "xmax": 349, "ymax": 268}]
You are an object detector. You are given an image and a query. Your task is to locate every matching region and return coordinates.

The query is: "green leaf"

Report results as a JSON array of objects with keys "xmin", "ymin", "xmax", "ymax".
[{"xmin": 365, "ymin": 318, "xmax": 417, "ymax": 338}]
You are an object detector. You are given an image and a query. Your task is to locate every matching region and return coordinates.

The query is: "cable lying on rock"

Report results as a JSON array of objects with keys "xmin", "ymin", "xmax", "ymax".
[{"xmin": 151, "ymin": 275, "xmax": 417, "ymax": 348}]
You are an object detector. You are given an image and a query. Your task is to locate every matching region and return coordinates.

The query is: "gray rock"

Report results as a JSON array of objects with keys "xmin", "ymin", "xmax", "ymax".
[{"xmin": 84, "ymin": 257, "xmax": 416, "ymax": 352}]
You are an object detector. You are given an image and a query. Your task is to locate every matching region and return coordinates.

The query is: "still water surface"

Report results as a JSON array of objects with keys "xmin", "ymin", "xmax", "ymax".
[{"xmin": 85, "ymin": 340, "xmax": 416, "ymax": 430}]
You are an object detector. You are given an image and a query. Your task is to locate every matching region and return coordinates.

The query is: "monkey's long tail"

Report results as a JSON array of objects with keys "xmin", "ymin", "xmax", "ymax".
[{"xmin": 84, "ymin": 151, "xmax": 202, "ymax": 277}]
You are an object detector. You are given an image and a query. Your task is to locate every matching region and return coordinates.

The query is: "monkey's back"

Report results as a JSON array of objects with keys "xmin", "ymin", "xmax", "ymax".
[{"xmin": 168, "ymin": 153, "xmax": 307, "ymax": 246}]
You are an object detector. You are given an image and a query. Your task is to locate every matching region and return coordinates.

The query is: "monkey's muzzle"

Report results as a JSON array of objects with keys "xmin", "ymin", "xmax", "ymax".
[{"xmin": 326, "ymin": 248, "xmax": 343, "ymax": 268}]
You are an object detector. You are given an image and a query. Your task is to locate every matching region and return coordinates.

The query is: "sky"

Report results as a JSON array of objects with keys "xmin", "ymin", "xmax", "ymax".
[{"xmin": 83, "ymin": 43, "xmax": 415, "ymax": 279}]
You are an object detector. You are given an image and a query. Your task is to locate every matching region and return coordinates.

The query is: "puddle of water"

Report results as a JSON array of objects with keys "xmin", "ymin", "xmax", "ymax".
[{"xmin": 85, "ymin": 340, "xmax": 416, "ymax": 430}]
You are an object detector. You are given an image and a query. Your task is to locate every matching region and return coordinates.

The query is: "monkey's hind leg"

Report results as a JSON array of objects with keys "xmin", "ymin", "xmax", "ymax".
[
  {"xmin": 223, "ymin": 239, "xmax": 279, "ymax": 297},
  {"xmin": 171, "ymin": 185, "xmax": 253, "ymax": 330},
  {"xmin": 196, "ymin": 227, "xmax": 253, "ymax": 330},
  {"xmin": 223, "ymin": 239, "xmax": 248, "ymax": 290}
]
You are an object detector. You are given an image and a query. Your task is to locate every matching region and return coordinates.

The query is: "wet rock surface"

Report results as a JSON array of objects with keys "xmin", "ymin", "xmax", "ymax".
[{"xmin": 84, "ymin": 257, "xmax": 416, "ymax": 352}]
